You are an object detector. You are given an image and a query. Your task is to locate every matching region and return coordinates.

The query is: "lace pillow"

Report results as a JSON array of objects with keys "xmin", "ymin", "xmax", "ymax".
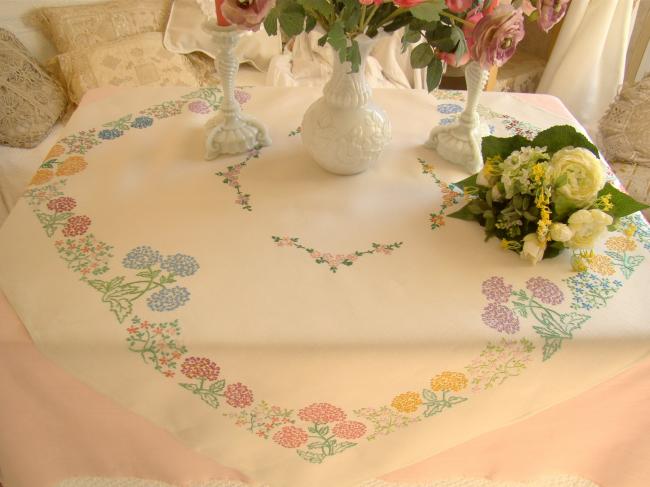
[
  {"xmin": 599, "ymin": 74, "xmax": 650, "ymax": 167},
  {"xmin": 57, "ymin": 32, "xmax": 201, "ymax": 104},
  {"xmin": 0, "ymin": 28, "xmax": 66, "ymax": 148},
  {"xmin": 37, "ymin": 0, "xmax": 171, "ymax": 54}
]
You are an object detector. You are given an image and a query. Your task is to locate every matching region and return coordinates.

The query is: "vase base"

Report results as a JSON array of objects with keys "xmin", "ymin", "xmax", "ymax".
[
  {"xmin": 205, "ymin": 113, "xmax": 271, "ymax": 159},
  {"xmin": 425, "ymin": 120, "xmax": 490, "ymax": 174}
]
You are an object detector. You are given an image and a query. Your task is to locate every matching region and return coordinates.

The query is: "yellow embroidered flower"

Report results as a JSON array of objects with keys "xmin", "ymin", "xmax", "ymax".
[
  {"xmin": 391, "ymin": 392, "xmax": 422, "ymax": 413},
  {"xmin": 56, "ymin": 156, "xmax": 88, "ymax": 176},
  {"xmin": 422, "ymin": 163, "xmax": 434, "ymax": 174},
  {"xmin": 30, "ymin": 169, "xmax": 54, "ymax": 186},
  {"xmin": 430, "ymin": 371, "xmax": 468, "ymax": 392},
  {"xmin": 44, "ymin": 144, "xmax": 65, "ymax": 160},
  {"xmin": 588, "ymin": 254, "xmax": 615, "ymax": 276},
  {"xmin": 623, "ymin": 224, "xmax": 637, "ymax": 238},
  {"xmin": 605, "ymin": 235, "xmax": 636, "ymax": 253}
]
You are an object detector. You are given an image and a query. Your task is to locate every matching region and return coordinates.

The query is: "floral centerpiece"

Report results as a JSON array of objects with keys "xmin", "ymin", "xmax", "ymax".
[{"xmin": 448, "ymin": 125, "xmax": 649, "ymax": 266}]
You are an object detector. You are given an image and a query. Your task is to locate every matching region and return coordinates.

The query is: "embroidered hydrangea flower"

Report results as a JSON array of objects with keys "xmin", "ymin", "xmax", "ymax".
[
  {"xmin": 437, "ymin": 103, "xmax": 463, "ymax": 114},
  {"xmin": 481, "ymin": 276, "xmax": 513, "ymax": 303},
  {"xmin": 273, "ymin": 425, "xmax": 308, "ymax": 448},
  {"xmin": 234, "ymin": 89, "xmax": 251, "ymax": 105},
  {"xmin": 526, "ymin": 277, "xmax": 564, "ymax": 305},
  {"xmin": 588, "ymin": 255, "xmax": 615, "ymax": 276},
  {"xmin": 30, "ymin": 169, "xmax": 54, "ymax": 186},
  {"xmin": 161, "ymin": 253, "xmax": 199, "ymax": 277},
  {"xmin": 130, "ymin": 116, "xmax": 154, "ymax": 129},
  {"xmin": 481, "ymin": 302, "xmax": 520, "ymax": 334},
  {"xmin": 47, "ymin": 197, "xmax": 76, "ymax": 213},
  {"xmin": 605, "ymin": 236, "xmax": 637, "ymax": 253},
  {"xmin": 224, "ymin": 382, "xmax": 254, "ymax": 408},
  {"xmin": 565, "ymin": 272, "xmax": 623, "ymax": 311},
  {"xmin": 332, "ymin": 421, "xmax": 366, "ymax": 440},
  {"xmin": 298, "ymin": 403, "xmax": 346, "ymax": 423},
  {"xmin": 147, "ymin": 286, "xmax": 190, "ymax": 312},
  {"xmin": 391, "ymin": 392, "xmax": 422, "ymax": 413},
  {"xmin": 122, "ymin": 246, "xmax": 161, "ymax": 269},
  {"xmin": 181, "ymin": 356, "xmax": 220, "ymax": 380},
  {"xmin": 439, "ymin": 118, "xmax": 455, "ymax": 126},
  {"xmin": 56, "ymin": 156, "xmax": 87, "ymax": 176},
  {"xmin": 188, "ymin": 100, "xmax": 211, "ymax": 114},
  {"xmin": 62, "ymin": 215, "xmax": 91, "ymax": 237},
  {"xmin": 430, "ymin": 371, "xmax": 468, "ymax": 392},
  {"xmin": 98, "ymin": 128, "xmax": 123, "ymax": 140}
]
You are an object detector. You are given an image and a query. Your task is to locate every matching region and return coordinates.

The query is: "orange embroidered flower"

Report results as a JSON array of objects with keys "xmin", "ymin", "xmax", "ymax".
[
  {"xmin": 56, "ymin": 156, "xmax": 88, "ymax": 176},
  {"xmin": 430, "ymin": 214, "xmax": 445, "ymax": 226},
  {"xmin": 430, "ymin": 371, "xmax": 468, "ymax": 392},
  {"xmin": 605, "ymin": 236, "xmax": 636, "ymax": 253},
  {"xmin": 45, "ymin": 144, "xmax": 65, "ymax": 160},
  {"xmin": 588, "ymin": 254, "xmax": 615, "ymax": 276},
  {"xmin": 391, "ymin": 392, "xmax": 422, "ymax": 413},
  {"xmin": 30, "ymin": 169, "xmax": 54, "ymax": 186}
]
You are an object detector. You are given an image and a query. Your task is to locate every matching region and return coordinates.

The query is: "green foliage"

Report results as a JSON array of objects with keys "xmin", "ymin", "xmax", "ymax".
[
  {"xmin": 598, "ymin": 183, "xmax": 650, "ymax": 218},
  {"xmin": 532, "ymin": 125, "xmax": 599, "ymax": 157},
  {"xmin": 410, "ymin": 43, "xmax": 434, "ymax": 68},
  {"xmin": 426, "ymin": 57, "xmax": 443, "ymax": 92}
]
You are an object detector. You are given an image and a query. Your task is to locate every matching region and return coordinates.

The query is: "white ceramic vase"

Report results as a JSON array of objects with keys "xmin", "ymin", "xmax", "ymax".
[
  {"xmin": 425, "ymin": 61, "xmax": 490, "ymax": 174},
  {"xmin": 301, "ymin": 35, "xmax": 391, "ymax": 175}
]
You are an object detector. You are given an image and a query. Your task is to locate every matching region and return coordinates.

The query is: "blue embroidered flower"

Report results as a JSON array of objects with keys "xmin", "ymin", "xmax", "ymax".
[
  {"xmin": 437, "ymin": 103, "xmax": 462, "ymax": 114},
  {"xmin": 131, "ymin": 116, "xmax": 154, "ymax": 129},
  {"xmin": 161, "ymin": 253, "xmax": 199, "ymax": 277},
  {"xmin": 564, "ymin": 272, "xmax": 623, "ymax": 311},
  {"xmin": 122, "ymin": 246, "xmax": 161, "ymax": 269},
  {"xmin": 97, "ymin": 128, "xmax": 123, "ymax": 140},
  {"xmin": 439, "ymin": 117, "xmax": 455, "ymax": 126},
  {"xmin": 147, "ymin": 286, "xmax": 190, "ymax": 312}
]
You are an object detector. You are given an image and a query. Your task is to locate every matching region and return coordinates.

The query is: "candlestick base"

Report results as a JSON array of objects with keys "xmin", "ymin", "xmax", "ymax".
[{"xmin": 202, "ymin": 22, "xmax": 271, "ymax": 160}]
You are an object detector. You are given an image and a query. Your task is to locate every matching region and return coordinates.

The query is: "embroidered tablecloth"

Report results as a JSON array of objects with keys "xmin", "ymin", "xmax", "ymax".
[{"xmin": 0, "ymin": 86, "xmax": 648, "ymax": 487}]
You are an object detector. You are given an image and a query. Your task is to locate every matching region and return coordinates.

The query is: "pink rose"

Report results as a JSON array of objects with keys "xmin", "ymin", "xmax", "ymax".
[
  {"xmin": 221, "ymin": 0, "xmax": 276, "ymax": 31},
  {"xmin": 437, "ymin": 50, "xmax": 470, "ymax": 68},
  {"xmin": 393, "ymin": 0, "xmax": 425, "ymax": 7},
  {"xmin": 481, "ymin": 0, "xmax": 499, "ymax": 15},
  {"xmin": 445, "ymin": 0, "xmax": 472, "ymax": 13},
  {"xmin": 470, "ymin": 5, "xmax": 524, "ymax": 69},
  {"xmin": 537, "ymin": 0, "xmax": 570, "ymax": 32}
]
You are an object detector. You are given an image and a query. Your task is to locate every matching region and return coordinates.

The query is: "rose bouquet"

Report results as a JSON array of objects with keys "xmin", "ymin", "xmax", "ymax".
[{"xmin": 449, "ymin": 125, "xmax": 649, "ymax": 265}]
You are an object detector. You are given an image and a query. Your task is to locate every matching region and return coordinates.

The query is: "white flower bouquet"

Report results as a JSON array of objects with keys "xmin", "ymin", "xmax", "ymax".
[{"xmin": 449, "ymin": 125, "xmax": 649, "ymax": 266}]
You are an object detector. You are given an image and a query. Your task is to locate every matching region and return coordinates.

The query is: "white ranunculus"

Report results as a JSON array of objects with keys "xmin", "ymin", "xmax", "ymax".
[
  {"xmin": 567, "ymin": 209, "xmax": 613, "ymax": 249},
  {"xmin": 491, "ymin": 185, "xmax": 504, "ymax": 202},
  {"xmin": 549, "ymin": 223, "xmax": 573, "ymax": 242},
  {"xmin": 520, "ymin": 233, "xmax": 546, "ymax": 264},
  {"xmin": 550, "ymin": 147, "xmax": 605, "ymax": 213}
]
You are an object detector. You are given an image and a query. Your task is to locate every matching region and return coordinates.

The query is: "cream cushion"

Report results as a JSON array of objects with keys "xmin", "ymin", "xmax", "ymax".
[
  {"xmin": 57, "ymin": 32, "xmax": 200, "ymax": 104},
  {"xmin": 0, "ymin": 28, "xmax": 66, "ymax": 148},
  {"xmin": 37, "ymin": 0, "xmax": 172, "ymax": 54}
]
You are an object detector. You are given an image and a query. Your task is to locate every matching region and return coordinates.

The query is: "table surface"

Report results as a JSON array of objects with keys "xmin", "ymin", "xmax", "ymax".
[{"xmin": 0, "ymin": 86, "xmax": 649, "ymax": 487}]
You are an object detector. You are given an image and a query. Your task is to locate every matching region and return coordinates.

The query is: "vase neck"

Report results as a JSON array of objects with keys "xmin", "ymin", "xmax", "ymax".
[{"xmin": 323, "ymin": 35, "xmax": 376, "ymax": 109}]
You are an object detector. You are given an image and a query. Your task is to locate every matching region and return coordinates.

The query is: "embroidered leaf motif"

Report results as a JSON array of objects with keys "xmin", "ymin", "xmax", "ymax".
[
  {"xmin": 542, "ymin": 337, "xmax": 563, "ymax": 361},
  {"xmin": 179, "ymin": 382, "xmax": 198, "ymax": 393},
  {"xmin": 106, "ymin": 296, "xmax": 133, "ymax": 323},
  {"xmin": 559, "ymin": 312, "xmax": 590, "ymax": 333},
  {"xmin": 332, "ymin": 441, "xmax": 356, "ymax": 454},
  {"xmin": 297, "ymin": 449, "xmax": 325, "ymax": 464},
  {"xmin": 421, "ymin": 389, "xmax": 437, "ymax": 402},
  {"xmin": 512, "ymin": 300, "xmax": 528, "ymax": 318},
  {"xmin": 424, "ymin": 402, "xmax": 446, "ymax": 417},
  {"xmin": 209, "ymin": 379, "xmax": 226, "ymax": 394},
  {"xmin": 199, "ymin": 392, "xmax": 221, "ymax": 409}
]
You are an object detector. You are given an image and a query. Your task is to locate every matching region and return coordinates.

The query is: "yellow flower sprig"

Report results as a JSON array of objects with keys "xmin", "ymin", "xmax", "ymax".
[{"xmin": 571, "ymin": 249, "xmax": 595, "ymax": 272}]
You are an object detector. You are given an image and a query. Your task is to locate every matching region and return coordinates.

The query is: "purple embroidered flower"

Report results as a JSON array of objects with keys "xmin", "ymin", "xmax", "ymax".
[
  {"xmin": 234, "ymin": 89, "xmax": 251, "ymax": 105},
  {"xmin": 122, "ymin": 246, "xmax": 161, "ymax": 269},
  {"xmin": 130, "ymin": 116, "xmax": 154, "ymax": 129},
  {"xmin": 97, "ymin": 128, "xmax": 123, "ymax": 140},
  {"xmin": 161, "ymin": 253, "xmax": 199, "ymax": 277},
  {"xmin": 437, "ymin": 103, "xmax": 462, "ymax": 114},
  {"xmin": 188, "ymin": 100, "xmax": 210, "ymax": 114},
  {"xmin": 147, "ymin": 286, "xmax": 190, "ymax": 312},
  {"xmin": 481, "ymin": 276, "xmax": 513, "ymax": 303},
  {"xmin": 481, "ymin": 302, "xmax": 520, "ymax": 334},
  {"xmin": 526, "ymin": 277, "xmax": 564, "ymax": 305}
]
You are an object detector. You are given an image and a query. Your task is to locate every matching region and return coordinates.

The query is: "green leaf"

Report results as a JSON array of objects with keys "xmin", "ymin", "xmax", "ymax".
[
  {"xmin": 426, "ymin": 57, "xmax": 443, "ymax": 92},
  {"xmin": 446, "ymin": 395, "xmax": 467, "ymax": 405},
  {"xmin": 179, "ymin": 382, "xmax": 198, "ymax": 393},
  {"xmin": 542, "ymin": 337, "xmax": 564, "ymax": 361},
  {"xmin": 454, "ymin": 173, "xmax": 478, "ymax": 191},
  {"xmin": 410, "ymin": 43, "xmax": 434, "ymax": 69},
  {"xmin": 532, "ymin": 125, "xmax": 599, "ymax": 157},
  {"xmin": 209, "ymin": 379, "xmax": 226, "ymax": 393},
  {"xmin": 326, "ymin": 21, "xmax": 347, "ymax": 64},
  {"xmin": 348, "ymin": 40, "xmax": 361, "ymax": 73},
  {"xmin": 278, "ymin": 5, "xmax": 306, "ymax": 37},
  {"xmin": 107, "ymin": 297, "xmax": 133, "ymax": 323},
  {"xmin": 305, "ymin": 15, "xmax": 317, "ymax": 32},
  {"xmin": 448, "ymin": 204, "xmax": 479, "ymax": 222},
  {"xmin": 512, "ymin": 301, "xmax": 528, "ymax": 318},
  {"xmin": 402, "ymin": 27, "xmax": 422, "ymax": 45},
  {"xmin": 333, "ymin": 441, "xmax": 357, "ymax": 454},
  {"xmin": 297, "ymin": 0, "xmax": 333, "ymax": 18},
  {"xmin": 307, "ymin": 441, "xmax": 326, "ymax": 449},
  {"xmin": 384, "ymin": 13, "xmax": 412, "ymax": 33},
  {"xmin": 423, "ymin": 402, "xmax": 446, "ymax": 417},
  {"xmin": 481, "ymin": 134, "xmax": 529, "ymax": 160},
  {"xmin": 597, "ymin": 183, "xmax": 650, "ymax": 218},
  {"xmin": 199, "ymin": 392, "xmax": 221, "ymax": 409},
  {"xmin": 297, "ymin": 450, "xmax": 325, "ymax": 464},
  {"xmin": 543, "ymin": 240, "xmax": 565, "ymax": 259},
  {"xmin": 87, "ymin": 279, "xmax": 109, "ymax": 294},
  {"xmin": 264, "ymin": 6, "xmax": 278, "ymax": 36},
  {"xmin": 559, "ymin": 312, "xmax": 590, "ymax": 333},
  {"xmin": 410, "ymin": 1, "xmax": 443, "ymax": 22},
  {"xmin": 341, "ymin": 0, "xmax": 361, "ymax": 31},
  {"xmin": 451, "ymin": 25, "xmax": 467, "ymax": 59},
  {"xmin": 421, "ymin": 388, "xmax": 437, "ymax": 401}
]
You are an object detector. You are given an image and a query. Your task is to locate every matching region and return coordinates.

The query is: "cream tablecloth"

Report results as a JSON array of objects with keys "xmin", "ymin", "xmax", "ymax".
[{"xmin": 0, "ymin": 87, "xmax": 649, "ymax": 487}]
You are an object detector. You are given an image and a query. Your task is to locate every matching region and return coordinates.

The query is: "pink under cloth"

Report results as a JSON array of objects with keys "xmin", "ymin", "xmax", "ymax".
[{"xmin": 1, "ymin": 289, "xmax": 649, "ymax": 487}]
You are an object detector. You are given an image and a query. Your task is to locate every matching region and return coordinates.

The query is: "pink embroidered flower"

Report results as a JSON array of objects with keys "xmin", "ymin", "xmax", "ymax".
[
  {"xmin": 481, "ymin": 276, "xmax": 513, "ymax": 303},
  {"xmin": 332, "ymin": 421, "xmax": 367, "ymax": 440},
  {"xmin": 298, "ymin": 403, "xmax": 346, "ymax": 423},
  {"xmin": 310, "ymin": 251, "xmax": 321, "ymax": 259},
  {"xmin": 430, "ymin": 214, "xmax": 445, "ymax": 226},
  {"xmin": 181, "ymin": 356, "xmax": 220, "ymax": 381},
  {"xmin": 525, "ymin": 277, "xmax": 564, "ymax": 305},
  {"xmin": 188, "ymin": 100, "xmax": 210, "ymax": 114},
  {"xmin": 221, "ymin": 0, "xmax": 275, "ymax": 31},
  {"xmin": 273, "ymin": 425, "xmax": 308, "ymax": 448},
  {"xmin": 62, "ymin": 215, "xmax": 91, "ymax": 237},
  {"xmin": 234, "ymin": 89, "xmax": 251, "ymax": 105},
  {"xmin": 224, "ymin": 382, "xmax": 254, "ymax": 408},
  {"xmin": 481, "ymin": 302, "xmax": 520, "ymax": 334},
  {"xmin": 445, "ymin": 0, "xmax": 472, "ymax": 13},
  {"xmin": 346, "ymin": 253, "xmax": 358, "ymax": 262},
  {"xmin": 470, "ymin": 5, "xmax": 525, "ymax": 69},
  {"xmin": 375, "ymin": 245, "xmax": 393, "ymax": 255},
  {"xmin": 275, "ymin": 237, "xmax": 294, "ymax": 247},
  {"xmin": 47, "ymin": 197, "xmax": 76, "ymax": 213}
]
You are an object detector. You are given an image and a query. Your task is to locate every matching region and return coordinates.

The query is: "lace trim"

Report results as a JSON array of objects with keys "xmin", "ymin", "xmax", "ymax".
[{"xmin": 53, "ymin": 474, "xmax": 600, "ymax": 487}]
